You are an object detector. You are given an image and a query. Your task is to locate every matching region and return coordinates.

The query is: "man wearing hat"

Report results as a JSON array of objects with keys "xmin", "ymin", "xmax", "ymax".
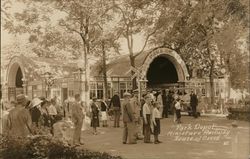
[
  {"xmin": 122, "ymin": 92, "xmax": 136, "ymax": 144},
  {"xmin": 6, "ymin": 94, "xmax": 33, "ymax": 137},
  {"xmin": 130, "ymin": 89, "xmax": 143, "ymax": 140}
]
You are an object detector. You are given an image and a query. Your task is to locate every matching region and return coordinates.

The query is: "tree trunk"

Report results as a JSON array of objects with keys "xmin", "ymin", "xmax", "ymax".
[
  {"xmin": 209, "ymin": 60, "xmax": 215, "ymax": 106},
  {"xmin": 130, "ymin": 55, "xmax": 137, "ymax": 90},
  {"xmin": 102, "ymin": 41, "xmax": 108, "ymax": 99}
]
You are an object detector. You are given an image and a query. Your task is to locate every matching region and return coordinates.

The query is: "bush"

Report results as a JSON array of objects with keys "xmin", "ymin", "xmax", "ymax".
[{"xmin": 0, "ymin": 135, "xmax": 122, "ymax": 159}]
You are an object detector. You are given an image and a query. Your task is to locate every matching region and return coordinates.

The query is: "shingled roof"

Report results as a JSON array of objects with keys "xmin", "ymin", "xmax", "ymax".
[
  {"xmin": 10, "ymin": 55, "xmax": 79, "ymax": 81},
  {"xmin": 90, "ymin": 49, "xmax": 153, "ymax": 77}
]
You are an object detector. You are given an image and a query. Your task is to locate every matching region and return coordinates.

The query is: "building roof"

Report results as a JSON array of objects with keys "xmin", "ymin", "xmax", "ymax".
[
  {"xmin": 11, "ymin": 55, "xmax": 79, "ymax": 81},
  {"xmin": 91, "ymin": 49, "xmax": 153, "ymax": 77}
]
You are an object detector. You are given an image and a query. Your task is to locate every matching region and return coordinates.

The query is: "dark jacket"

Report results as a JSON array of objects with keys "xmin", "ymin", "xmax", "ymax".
[
  {"xmin": 190, "ymin": 94, "xmax": 198, "ymax": 107},
  {"xmin": 109, "ymin": 94, "xmax": 121, "ymax": 108}
]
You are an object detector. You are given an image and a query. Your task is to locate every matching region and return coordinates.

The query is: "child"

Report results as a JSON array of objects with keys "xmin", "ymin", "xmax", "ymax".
[
  {"xmin": 175, "ymin": 98, "xmax": 181, "ymax": 124},
  {"xmin": 90, "ymin": 97, "xmax": 100, "ymax": 135},
  {"xmin": 100, "ymin": 99, "xmax": 108, "ymax": 127},
  {"xmin": 152, "ymin": 102, "xmax": 162, "ymax": 144}
]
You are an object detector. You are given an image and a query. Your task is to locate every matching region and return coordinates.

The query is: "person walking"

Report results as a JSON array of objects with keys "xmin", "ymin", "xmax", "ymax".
[
  {"xmin": 90, "ymin": 97, "xmax": 100, "ymax": 135},
  {"xmin": 152, "ymin": 102, "xmax": 162, "ymax": 144},
  {"xmin": 6, "ymin": 94, "xmax": 33, "ymax": 138},
  {"xmin": 190, "ymin": 91, "xmax": 198, "ymax": 118},
  {"xmin": 71, "ymin": 94, "xmax": 84, "ymax": 146},
  {"xmin": 122, "ymin": 92, "xmax": 136, "ymax": 144},
  {"xmin": 109, "ymin": 92, "xmax": 121, "ymax": 128},
  {"xmin": 100, "ymin": 99, "xmax": 108, "ymax": 127},
  {"xmin": 143, "ymin": 94, "xmax": 152, "ymax": 143},
  {"xmin": 175, "ymin": 98, "xmax": 182, "ymax": 124}
]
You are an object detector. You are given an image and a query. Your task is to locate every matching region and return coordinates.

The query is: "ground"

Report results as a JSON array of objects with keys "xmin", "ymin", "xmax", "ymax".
[{"xmin": 80, "ymin": 115, "xmax": 249, "ymax": 159}]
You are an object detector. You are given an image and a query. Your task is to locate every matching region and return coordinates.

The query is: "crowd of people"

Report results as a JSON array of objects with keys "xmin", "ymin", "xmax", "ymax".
[{"xmin": 2, "ymin": 88, "xmax": 198, "ymax": 146}]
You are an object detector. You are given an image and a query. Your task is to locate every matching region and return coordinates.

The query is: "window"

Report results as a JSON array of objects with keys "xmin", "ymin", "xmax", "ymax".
[
  {"xmin": 69, "ymin": 90, "xmax": 74, "ymax": 97},
  {"xmin": 89, "ymin": 82, "xmax": 104, "ymax": 99},
  {"xmin": 127, "ymin": 82, "xmax": 132, "ymax": 93},
  {"xmin": 107, "ymin": 83, "xmax": 111, "ymax": 99},
  {"xmin": 120, "ymin": 82, "xmax": 126, "ymax": 98},
  {"xmin": 97, "ymin": 82, "xmax": 103, "ymax": 99},
  {"xmin": 90, "ymin": 82, "xmax": 96, "ymax": 99}
]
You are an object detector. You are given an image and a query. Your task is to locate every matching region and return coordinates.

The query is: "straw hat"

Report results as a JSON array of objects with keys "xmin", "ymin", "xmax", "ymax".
[
  {"xmin": 123, "ymin": 92, "xmax": 131, "ymax": 97},
  {"xmin": 29, "ymin": 98, "xmax": 43, "ymax": 108}
]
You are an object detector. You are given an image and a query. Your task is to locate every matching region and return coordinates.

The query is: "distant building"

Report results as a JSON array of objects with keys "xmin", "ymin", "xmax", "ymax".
[{"xmin": 2, "ymin": 48, "xmax": 229, "ymax": 104}]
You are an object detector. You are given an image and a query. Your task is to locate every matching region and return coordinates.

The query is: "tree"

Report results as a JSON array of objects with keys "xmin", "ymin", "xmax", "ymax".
[
  {"xmin": 150, "ymin": 0, "xmax": 249, "ymax": 105},
  {"xmin": 2, "ymin": 0, "xmax": 118, "ymax": 102},
  {"xmin": 113, "ymin": 0, "xmax": 163, "ymax": 89}
]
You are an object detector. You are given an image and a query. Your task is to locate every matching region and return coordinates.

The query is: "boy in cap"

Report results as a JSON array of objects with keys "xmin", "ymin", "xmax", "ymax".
[{"xmin": 142, "ymin": 94, "xmax": 152, "ymax": 143}]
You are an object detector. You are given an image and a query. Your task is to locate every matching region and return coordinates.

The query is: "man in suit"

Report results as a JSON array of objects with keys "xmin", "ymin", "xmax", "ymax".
[
  {"xmin": 190, "ymin": 91, "xmax": 198, "ymax": 118},
  {"xmin": 6, "ymin": 94, "xmax": 33, "ymax": 137},
  {"xmin": 122, "ymin": 92, "xmax": 136, "ymax": 144},
  {"xmin": 109, "ymin": 91, "xmax": 121, "ymax": 127},
  {"xmin": 71, "ymin": 94, "xmax": 84, "ymax": 146}
]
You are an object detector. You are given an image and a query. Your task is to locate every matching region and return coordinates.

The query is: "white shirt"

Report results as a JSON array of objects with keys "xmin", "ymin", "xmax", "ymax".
[
  {"xmin": 143, "ymin": 103, "xmax": 151, "ymax": 121},
  {"xmin": 152, "ymin": 108, "xmax": 161, "ymax": 125},
  {"xmin": 47, "ymin": 104, "xmax": 57, "ymax": 115},
  {"xmin": 175, "ymin": 101, "xmax": 181, "ymax": 110}
]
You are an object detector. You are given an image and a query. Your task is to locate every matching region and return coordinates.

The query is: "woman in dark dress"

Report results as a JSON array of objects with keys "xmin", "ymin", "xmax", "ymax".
[{"xmin": 90, "ymin": 97, "xmax": 100, "ymax": 135}]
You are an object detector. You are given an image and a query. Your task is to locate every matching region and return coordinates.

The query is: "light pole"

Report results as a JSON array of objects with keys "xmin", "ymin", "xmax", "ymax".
[{"xmin": 44, "ymin": 72, "xmax": 55, "ymax": 98}]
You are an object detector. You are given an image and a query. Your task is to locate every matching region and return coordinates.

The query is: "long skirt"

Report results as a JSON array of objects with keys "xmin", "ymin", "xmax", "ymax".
[
  {"xmin": 153, "ymin": 118, "xmax": 160, "ymax": 135},
  {"xmin": 101, "ymin": 111, "xmax": 107, "ymax": 121},
  {"xmin": 91, "ymin": 115, "xmax": 99, "ymax": 127},
  {"xmin": 143, "ymin": 114, "xmax": 151, "ymax": 142}
]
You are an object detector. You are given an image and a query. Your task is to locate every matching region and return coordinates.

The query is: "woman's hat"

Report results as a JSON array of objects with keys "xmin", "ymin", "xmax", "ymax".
[
  {"xmin": 123, "ymin": 92, "xmax": 131, "ymax": 97},
  {"xmin": 29, "ymin": 98, "xmax": 43, "ymax": 108}
]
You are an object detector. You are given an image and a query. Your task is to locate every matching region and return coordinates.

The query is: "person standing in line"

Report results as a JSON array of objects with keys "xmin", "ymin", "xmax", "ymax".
[
  {"xmin": 175, "ymin": 98, "xmax": 182, "ymax": 124},
  {"xmin": 6, "ymin": 94, "xmax": 33, "ymax": 137},
  {"xmin": 156, "ymin": 90, "xmax": 164, "ymax": 118},
  {"xmin": 90, "ymin": 97, "xmax": 100, "ymax": 135},
  {"xmin": 190, "ymin": 90, "xmax": 198, "ymax": 118},
  {"xmin": 143, "ymin": 94, "xmax": 152, "ymax": 143},
  {"xmin": 130, "ymin": 89, "xmax": 143, "ymax": 140},
  {"xmin": 161, "ymin": 89, "xmax": 168, "ymax": 118},
  {"xmin": 152, "ymin": 102, "xmax": 162, "ymax": 144},
  {"xmin": 109, "ymin": 91, "xmax": 121, "ymax": 128},
  {"xmin": 100, "ymin": 99, "xmax": 108, "ymax": 127},
  {"xmin": 71, "ymin": 94, "xmax": 84, "ymax": 146},
  {"xmin": 122, "ymin": 92, "xmax": 136, "ymax": 144}
]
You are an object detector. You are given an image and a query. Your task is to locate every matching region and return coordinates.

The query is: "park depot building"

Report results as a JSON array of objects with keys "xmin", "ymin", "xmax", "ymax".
[{"xmin": 2, "ymin": 48, "xmax": 228, "ymax": 103}]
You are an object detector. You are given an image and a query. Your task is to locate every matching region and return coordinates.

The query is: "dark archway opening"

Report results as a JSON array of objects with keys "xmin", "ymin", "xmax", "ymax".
[
  {"xmin": 15, "ymin": 67, "xmax": 23, "ymax": 88},
  {"xmin": 147, "ymin": 56, "xmax": 178, "ymax": 87}
]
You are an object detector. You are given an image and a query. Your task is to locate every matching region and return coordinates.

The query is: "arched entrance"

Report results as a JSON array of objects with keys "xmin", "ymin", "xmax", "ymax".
[
  {"xmin": 141, "ymin": 48, "xmax": 189, "ymax": 89},
  {"xmin": 147, "ymin": 56, "xmax": 178, "ymax": 87},
  {"xmin": 7, "ymin": 57, "xmax": 26, "ymax": 100}
]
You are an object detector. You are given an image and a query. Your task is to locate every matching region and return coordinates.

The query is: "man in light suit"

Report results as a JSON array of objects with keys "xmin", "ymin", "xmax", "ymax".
[
  {"xmin": 122, "ymin": 92, "xmax": 136, "ymax": 144},
  {"xmin": 71, "ymin": 94, "xmax": 84, "ymax": 146}
]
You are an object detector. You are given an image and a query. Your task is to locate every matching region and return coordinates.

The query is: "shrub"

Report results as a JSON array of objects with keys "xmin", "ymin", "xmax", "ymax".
[{"xmin": 0, "ymin": 135, "xmax": 122, "ymax": 159}]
